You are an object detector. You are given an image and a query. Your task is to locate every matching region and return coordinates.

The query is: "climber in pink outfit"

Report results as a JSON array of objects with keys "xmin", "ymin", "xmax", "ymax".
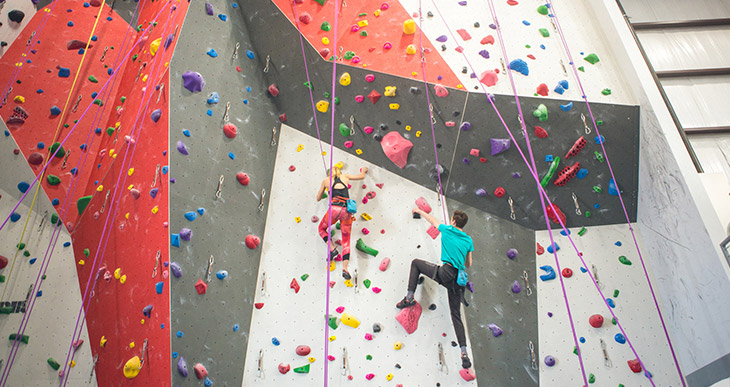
[{"xmin": 316, "ymin": 166, "xmax": 368, "ymax": 280}]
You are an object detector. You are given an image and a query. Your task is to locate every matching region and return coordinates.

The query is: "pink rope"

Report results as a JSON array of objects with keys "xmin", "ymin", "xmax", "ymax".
[{"xmin": 545, "ymin": 1, "xmax": 685, "ymax": 384}]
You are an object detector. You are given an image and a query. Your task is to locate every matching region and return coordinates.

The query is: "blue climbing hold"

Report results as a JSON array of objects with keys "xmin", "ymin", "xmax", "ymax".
[
  {"xmin": 229, "ymin": 152, "xmax": 235, "ymax": 160},
  {"xmin": 207, "ymin": 49, "xmax": 218, "ymax": 58},
  {"xmin": 50, "ymin": 106, "xmax": 62, "ymax": 116},
  {"xmin": 245, "ymin": 86, "xmax": 252, "ymax": 92},
  {"xmin": 218, "ymin": 14, "xmax": 227, "ymax": 21},
  {"xmin": 78, "ymin": 49, "xmax": 85, "ymax": 55},
  {"xmin": 560, "ymin": 102, "xmax": 573, "ymax": 111},
  {"xmin": 150, "ymin": 188, "xmax": 159, "ymax": 198},
  {"xmin": 176, "ymin": 331, "xmax": 184, "ymax": 338},
  {"xmin": 52, "ymin": 198, "xmax": 60, "ymax": 206},
  {"xmin": 271, "ymin": 337, "xmax": 280, "ymax": 346},
  {"xmin": 162, "ymin": 166, "xmax": 168, "ymax": 174},
  {"xmin": 10, "ymin": 213, "xmax": 21, "ymax": 222},
  {"xmin": 540, "ymin": 44, "xmax": 545, "ymax": 49},
  {"xmin": 594, "ymin": 203, "xmax": 600, "ymax": 209},
  {"xmin": 232, "ymin": 2, "xmax": 238, "ymax": 8},
  {"xmin": 539, "ymin": 265, "xmax": 556, "ymax": 281},
  {"xmin": 70, "ymin": 168, "xmax": 78, "ymax": 175},
  {"xmin": 615, "ymin": 241, "xmax": 622, "ymax": 247},
  {"xmin": 547, "ymin": 242, "xmax": 560, "ymax": 254},
  {"xmin": 246, "ymin": 50, "xmax": 255, "ymax": 59},
  {"xmin": 29, "ymin": 258, "xmax": 37, "ymax": 264},
  {"xmin": 558, "ymin": 79, "xmax": 569, "ymax": 89},
  {"xmin": 216, "ymin": 270, "xmax": 228, "ymax": 279},
  {"xmin": 508, "ymin": 59, "xmax": 529, "ymax": 76},
  {"xmin": 58, "ymin": 67, "xmax": 70, "ymax": 77},
  {"xmin": 607, "ymin": 298, "xmax": 615, "ymax": 308},
  {"xmin": 594, "ymin": 135, "xmax": 605, "ymax": 144},
  {"xmin": 183, "ymin": 129, "xmax": 191, "ymax": 137},
  {"xmin": 95, "ymin": 128, "xmax": 102, "ymax": 134},
  {"xmin": 80, "ymin": 143, "xmax": 87, "ymax": 150},
  {"xmin": 91, "ymin": 35, "xmax": 98, "ymax": 41},
  {"xmin": 204, "ymin": 377, "xmax": 213, "ymax": 386},
  {"xmin": 171, "ymin": 233, "xmax": 180, "ymax": 247},
  {"xmin": 243, "ymin": 99, "xmax": 248, "ymax": 104},
  {"xmin": 207, "ymin": 92, "xmax": 219, "ymax": 104},
  {"xmin": 579, "ymin": 337, "xmax": 585, "ymax": 343},
  {"xmin": 155, "ymin": 281, "xmax": 164, "ymax": 294},
  {"xmin": 38, "ymin": 142, "xmax": 45, "ymax": 149},
  {"xmin": 553, "ymin": 85, "xmax": 565, "ymax": 94},
  {"xmin": 522, "ymin": 20, "xmax": 531, "ymax": 26},
  {"xmin": 18, "ymin": 182, "xmax": 30, "ymax": 193},
  {"xmin": 63, "ymin": 241, "xmax": 71, "ymax": 247},
  {"xmin": 197, "ymin": 208, "xmax": 205, "ymax": 216},
  {"xmin": 67, "ymin": 21, "xmax": 74, "ymax": 27},
  {"xmin": 36, "ymin": 290, "xmax": 42, "ymax": 297},
  {"xmin": 545, "ymin": 154, "xmax": 553, "ymax": 162},
  {"xmin": 608, "ymin": 178, "xmax": 619, "ymax": 196},
  {"xmin": 560, "ymin": 229, "xmax": 571, "ymax": 236},
  {"xmin": 172, "ymin": 352, "xmax": 178, "ymax": 358},
  {"xmin": 206, "ymin": 109, "xmax": 213, "ymax": 116},
  {"xmin": 580, "ymin": 266, "xmax": 588, "ymax": 273},
  {"xmin": 37, "ymin": 89, "xmax": 44, "ymax": 93},
  {"xmin": 91, "ymin": 92, "xmax": 98, "ymax": 98},
  {"xmin": 576, "ymin": 168, "xmax": 588, "ymax": 179},
  {"xmin": 614, "ymin": 333, "xmax": 626, "ymax": 344},
  {"xmin": 233, "ymin": 324, "xmax": 240, "ymax": 331},
  {"xmin": 184, "ymin": 211, "xmax": 197, "ymax": 221}
]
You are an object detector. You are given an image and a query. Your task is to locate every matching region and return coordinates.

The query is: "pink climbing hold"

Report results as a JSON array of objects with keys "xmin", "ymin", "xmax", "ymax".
[
  {"xmin": 363, "ymin": 126, "xmax": 374, "ymax": 134},
  {"xmin": 279, "ymin": 363, "xmax": 291, "ymax": 374},
  {"xmin": 372, "ymin": 287, "xmax": 381, "ymax": 293},
  {"xmin": 365, "ymin": 74, "xmax": 375, "ymax": 82},
  {"xmin": 355, "ymin": 95, "xmax": 364, "ymax": 103},
  {"xmin": 291, "ymin": 278, "xmax": 301, "ymax": 293},
  {"xmin": 130, "ymin": 188, "xmax": 141, "ymax": 199},
  {"xmin": 380, "ymin": 131, "xmax": 413, "ymax": 169},
  {"xmin": 362, "ymin": 228, "xmax": 370, "ymax": 235},
  {"xmin": 296, "ymin": 345, "xmax": 311, "ymax": 356},
  {"xmin": 336, "ymin": 306, "xmax": 345, "ymax": 313},
  {"xmin": 379, "ymin": 258, "xmax": 390, "ymax": 271},
  {"xmin": 223, "ymin": 123, "xmax": 238, "ymax": 138},
  {"xmin": 456, "ymin": 29, "xmax": 472, "ymax": 41},
  {"xmin": 311, "ymin": 215, "xmax": 319, "ymax": 222},
  {"xmin": 289, "ymin": 165, "xmax": 296, "ymax": 172},
  {"xmin": 427, "ymin": 225, "xmax": 440, "ymax": 239},
  {"xmin": 479, "ymin": 70, "xmax": 498, "ymax": 86},
  {"xmin": 245, "ymin": 234, "xmax": 261, "ymax": 249},
  {"xmin": 236, "ymin": 172, "xmax": 250, "ymax": 186},
  {"xmin": 536, "ymin": 83, "xmax": 549, "ymax": 96},
  {"xmin": 193, "ymin": 363, "xmax": 208, "ymax": 379},
  {"xmin": 364, "ymin": 333, "xmax": 373, "ymax": 340},
  {"xmin": 470, "ymin": 149, "xmax": 480, "ymax": 157},
  {"xmin": 396, "ymin": 301, "xmax": 422, "ymax": 334},
  {"xmin": 480, "ymin": 35, "xmax": 495, "ymax": 44},
  {"xmin": 459, "ymin": 368, "xmax": 476, "ymax": 381},
  {"xmin": 344, "ymin": 141, "xmax": 354, "ymax": 148},
  {"xmin": 366, "ymin": 373, "xmax": 375, "ymax": 380},
  {"xmin": 434, "ymin": 84, "xmax": 449, "ymax": 97},
  {"xmin": 268, "ymin": 84, "xmax": 280, "ymax": 97},
  {"xmin": 415, "ymin": 197, "xmax": 432, "ymax": 213},
  {"xmin": 327, "ymin": 355, "xmax": 335, "ymax": 361},
  {"xmin": 445, "ymin": 121, "xmax": 456, "ymax": 127}
]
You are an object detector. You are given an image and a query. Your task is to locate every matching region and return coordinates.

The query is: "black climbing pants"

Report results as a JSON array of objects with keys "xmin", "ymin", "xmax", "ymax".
[{"xmin": 407, "ymin": 259, "xmax": 467, "ymax": 347}]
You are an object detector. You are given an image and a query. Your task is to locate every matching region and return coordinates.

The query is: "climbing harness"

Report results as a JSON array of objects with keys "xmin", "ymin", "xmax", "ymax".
[
  {"xmin": 437, "ymin": 342, "xmax": 448, "ymax": 374},
  {"xmin": 600, "ymin": 339, "xmax": 612, "ymax": 367},
  {"xmin": 529, "ymin": 341, "xmax": 538, "ymax": 370},
  {"xmin": 257, "ymin": 188, "xmax": 266, "ymax": 212},
  {"xmin": 257, "ymin": 349, "xmax": 265, "ymax": 379},
  {"xmin": 572, "ymin": 192, "xmax": 582, "ymax": 215},
  {"xmin": 206, "ymin": 255, "xmax": 215, "ymax": 283},
  {"xmin": 508, "ymin": 196, "xmax": 516, "ymax": 220},
  {"xmin": 152, "ymin": 250, "xmax": 160, "ymax": 278},
  {"xmin": 522, "ymin": 270, "xmax": 532, "ymax": 296},
  {"xmin": 215, "ymin": 175, "xmax": 224, "ymax": 199},
  {"xmin": 341, "ymin": 347, "xmax": 351, "ymax": 376},
  {"xmin": 581, "ymin": 113, "xmax": 591, "ymax": 134}
]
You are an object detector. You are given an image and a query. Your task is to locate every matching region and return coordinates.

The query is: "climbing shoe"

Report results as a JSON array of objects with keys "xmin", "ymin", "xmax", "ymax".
[
  {"xmin": 461, "ymin": 354, "xmax": 472, "ymax": 369},
  {"xmin": 396, "ymin": 297, "xmax": 416, "ymax": 309},
  {"xmin": 342, "ymin": 270, "xmax": 351, "ymax": 280},
  {"xmin": 329, "ymin": 248, "xmax": 339, "ymax": 261}
]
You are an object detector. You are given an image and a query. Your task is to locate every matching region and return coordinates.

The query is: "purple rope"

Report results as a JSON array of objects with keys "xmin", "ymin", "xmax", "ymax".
[
  {"xmin": 0, "ymin": 2, "xmax": 146, "ymax": 382},
  {"xmin": 0, "ymin": 5, "xmax": 166, "ymax": 233},
  {"xmin": 484, "ymin": 0, "xmax": 587, "ymax": 383},
  {"xmin": 57, "ymin": 5, "xmax": 176, "ymax": 384},
  {"xmin": 289, "ymin": 1, "xmax": 329, "ymax": 173},
  {"xmin": 546, "ymin": 0, "xmax": 685, "ymax": 383},
  {"xmin": 0, "ymin": 4, "xmax": 172, "ymax": 384},
  {"xmin": 417, "ymin": 0, "xmax": 448, "ymax": 224},
  {"xmin": 430, "ymin": 1, "xmax": 660, "ymax": 384}
]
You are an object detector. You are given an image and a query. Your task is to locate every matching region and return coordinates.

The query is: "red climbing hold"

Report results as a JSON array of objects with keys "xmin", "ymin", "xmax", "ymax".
[
  {"xmin": 507, "ymin": 0, "xmax": 519, "ymax": 5},
  {"xmin": 289, "ymin": 165, "xmax": 296, "ymax": 172},
  {"xmin": 494, "ymin": 187, "xmax": 505, "ymax": 198},
  {"xmin": 479, "ymin": 157, "xmax": 487, "ymax": 163},
  {"xmin": 268, "ymin": 84, "xmax": 280, "ymax": 97},
  {"xmin": 0, "ymin": 255, "xmax": 8, "ymax": 269},
  {"xmin": 561, "ymin": 268, "xmax": 573, "ymax": 278},
  {"xmin": 236, "ymin": 66, "xmax": 242, "ymax": 72},
  {"xmin": 279, "ymin": 113, "xmax": 287, "ymax": 122},
  {"xmin": 255, "ymin": 303, "xmax": 264, "ymax": 309},
  {"xmin": 588, "ymin": 314, "xmax": 604, "ymax": 328},
  {"xmin": 367, "ymin": 90, "xmax": 381, "ymax": 104},
  {"xmin": 565, "ymin": 136, "xmax": 587, "ymax": 159},
  {"xmin": 553, "ymin": 162, "xmax": 581, "ymax": 186},
  {"xmin": 627, "ymin": 359, "xmax": 642, "ymax": 373},
  {"xmin": 319, "ymin": 48, "xmax": 330, "ymax": 58},
  {"xmin": 194, "ymin": 279, "xmax": 208, "ymax": 295},
  {"xmin": 536, "ymin": 243, "xmax": 544, "ymax": 255},
  {"xmin": 278, "ymin": 363, "xmax": 291, "ymax": 374},
  {"xmin": 456, "ymin": 29, "xmax": 472, "ymax": 41},
  {"xmin": 536, "ymin": 83, "xmax": 549, "ymax": 96},
  {"xmin": 527, "ymin": 54, "xmax": 536, "ymax": 60},
  {"xmin": 245, "ymin": 234, "xmax": 261, "ymax": 249},
  {"xmin": 296, "ymin": 345, "xmax": 311, "ymax": 356},
  {"xmin": 546, "ymin": 204, "xmax": 566, "ymax": 225},
  {"xmin": 480, "ymin": 35, "xmax": 495, "ymax": 45},
  {"xmin": 290, "ymin": 278, "xmax": 301, "ymax": 293},
  {"xmin": 376, "ymin": 183, "xmax": 384, "ymax": 189},
  {"xmin": 298, "ymin": 12, "xmax": 312, "ymax": 24},
  {"xmin": 194, "ymin": 364, "xmax": 208, "ymax": 380},
  {"xmin": 223, "ymin": 123, "xmax": 238, "ymax": 138},
  {"xmin": 534, "ymin": 126, "xmax": 548, "ymax": 138},
  {"xmin": 236, "ymin": 172, "xmax": 250, "ymax": 186},
  {"xmin": 396, "ymin": 301, "xmax": 422, "ymax": 334}
]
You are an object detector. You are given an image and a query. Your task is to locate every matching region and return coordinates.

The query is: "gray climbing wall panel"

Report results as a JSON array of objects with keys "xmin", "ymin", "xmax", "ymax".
[
  {"xmin": 446, "ymin": 197, "xmax": 539, "ymax": 386},
  {"xmin": 168, "ymin": 1, "xmax": 280, "ymax": 385},
  {"xmin": 239, "ymin": 0, "xmax": 640, "ymax": 231}
]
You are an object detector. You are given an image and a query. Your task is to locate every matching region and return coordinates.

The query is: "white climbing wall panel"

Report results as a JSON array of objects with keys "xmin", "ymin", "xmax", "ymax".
[
  {"xmin": 0, "ymin": 133, "xmax": 94, "ymax": 385},
  {"xmin": 241, "ymin": 124, "xmax": 475, "ymax": 386},
  {"xmin": 398, "ymin": 0, "xmax": 636, "ymax": 104},
  {"xmin": 536, "ymin": 224, "xmax": 682, "ymax": 386}
]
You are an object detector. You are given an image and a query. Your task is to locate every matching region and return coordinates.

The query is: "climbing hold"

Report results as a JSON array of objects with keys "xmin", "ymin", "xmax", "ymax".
[
  {"xmin": 544, "ymin": 355, "xmax": 556, "ymax": 366},
  {"xmin": 396, "ymin": 302, "xmax": 422, "ymax": 334},
  {"xmin": 584, "ymin": 53, "xmax": 600, "ymax": 64},
  {"xmin": 296, "ymin": 345, "xmax": 311, "ymax": 356},
  {"xmin": 27, "ymin": 152, "xmax": 44, "ymax": 165},
  {"xmin": 380, "ymin": 131, "xmax": 413, "ymax": 169},
  {"xmin": 223, "ymin": 123, "xmax": 238, "ymax": 138},
  {"xmin": 77, "ymin": 195, "xmax": 92, "ymax": 215},
  {"xmin": 379, "ymin": 258, "xmax": 390, "ymax": 271},
  {"xmin": 539, "ymin": 265, "xmax": 556, "ymax": 281},
  {"xmin": 293, "ymin": 364, "xmax": 310, "ymax": 374},
  {"xmin": 393, "ymin": 341, "xmax": 403, "ymax": 350},
  {"xmin": 608, "ymin": 179, "xmax": 619, "ymax": 196},
  {"xmin": 403, "ymin": 19, "xmax": 416, "ymax": 34},
  {"xmin": 182, "ymin": 71, "xmax": 205, "ymax": 92},
  {"xmin": 316, "ymin": 100, "xmax": 329, "ymax": 113},
  {"xmin": 384, "ymin": 86, "xmax": 397, "ymax": 97},
  {"xmin": 405, "ymin": 44, "xmax": 417, "ymax": 55},
  {"xmin": 562, "ymin": 268, "xmax": 573, "ymax": 278},
  {"xmin": 206, "ymin": 49, "xmax": 218, "ymax": 58},
  {"xmin": 627, "ymin": 359, "xmax": 642, "ymax": 373},
  {"xmin": 279, "ymin": 363, "xmax": 290, "ymax": 374},
  {"xmin": 195, "ymin": 279, "xmax": 207, "ymax": 295},
  {"xmin": 494, "ymin": 187, "xmax": 506, "ymax": 198},
  {"xmin": 618, "ymin": 256, "xmax": 632, "ymax": 265},
  {"xmin": 490, "ymin": 138, "xmax": 511, "ymax": 156},
  {"xmin": 290, "ymin": 278, "xmax": 300, "ymax": 293},
  {"xmin": 506, "ymin": 248, "xmax": 518, "ymax": 259},
  {"xmin": 509, "ymin": 59, "xmax": 529, "ymax": 76},
  {"xmin": 460, "ymin": 368, "xmax": 476, "ymax": 381},
  {"xmin": 177, "ymin": 140, "xmax": 189, "ymax": 155},
  {"xmin": 193, "ymin": 363, "xmax": 208, "ymax": 380},
  {"xmin": 236, "ymin": 172, "xmax": 250, "ymax": 186},
  {"xmin": 546, "ymin": 203, "xmax": 566, "ymax": 225},
  {"xmin": 589, "ymin": 314, "xmax": 604, "ymax": 328},
  {"xmin": 47, "ymin": 358, "xmax": 61, "ymax": 371},
  {"xmin": 488, "ymin": 323, "xmax": 503, "ymax": 337},
  {"xmin": 560, "ymin": 102, "xmax": 573, "ymax": 111},
  {"xmin": 554, "ymin": 162, "xmax": 581, "ymax": 186},
  {"xmin": 615, "ymin": 333, "xmax": 626, "ymax": 344},
  {"xmin": 433, "ymin": 84, "xmax": 449, "ymax": 97},
  {"xmin": 245, "ymin": 235, "xmax": 260, "ymax": 249},
  {"xmin": 511, "ymin": 280, "xmax": 521, "ymax": 293},
  {"xmin": 533, "ymin": 104, "xmax": 548, "ymax": 121},
  {"xmin": 151, "ymin": 109, "xmax": 162, "ymax": 123},
  {"xmin": 536, "ymin": 83, "xmax": 549, "ymax": 96},
  {"xmin": 565, "ymin": 136, "xmax": 587, "ymax": 159},
  {"xmin": 47, "ymin": 175, "xmax": 61, "ymax": 186},
  {"xmin": 178, "ymin": 356, "xmax": 189, "ymax": 377},
  {"xmin": 341, "ymin": 313, "xmax": 360, "ymax": 328},
  {"xmin": 207, "ymin": 92, "xmax": 219, "ymax": 104},
  {"xmin": 268, "ymin": 84, "xmax": 280, "ymax": 97},
  {"xmin": 8, "ymin": 10, "xmax": 25, "ymax": 23},
  {"xmin": 602, "ymin": 88, "xmax": 612, "ymax": 95}
]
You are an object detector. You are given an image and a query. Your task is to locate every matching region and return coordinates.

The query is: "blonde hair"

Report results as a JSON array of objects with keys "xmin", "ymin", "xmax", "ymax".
[{"xmin": 331, "ymin": 166, "xmax": 342, "ymax": 178}]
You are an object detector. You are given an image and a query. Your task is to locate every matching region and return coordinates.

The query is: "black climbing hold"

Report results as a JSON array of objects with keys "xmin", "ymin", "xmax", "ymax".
[
  {"xmin": 0, "ymin": 42, "xmax": 7, "ymax": 47},
  {"xmin": 395, "ymin": 363, "xmax": 402, "ymax": 369},
  {"xmin": 8, "ymin": 10, "xmax": 26, "ymax": 23},
  {"xmin": 436, "ymin": 143, "xmax": 442, "ymax": 148},
  {"xmin": 372, "ymin": 323, "xmax": 381, "ymax": 333},
  {"xmin": 474, "ymin": 22, "xmax": 480, "ymax": 27},
  {"xmin": 373, "ymin": 133, "xmax": 383, "ymax": 142},
  {"xmin": 429, "ymin": 304, "xmax": 437, "ymax": 310},
  {"xmin": 452, "ymin": 111, "xmax": 460, "ymax": 117},
  {"xmin": 417, "ymin": 244, "xmax": 421, "ymax": 249},
  {"xmin": 451, "ymin": 341, "xmax": 458, "ymax": 347},
  {"xmin": 461, "ymin": 67, "xmax": 468, "ymax": 74},
  {"xmin": 429, "ymin": 164, "xmax": 449, "ymax": 182},
  {"xmin": 379, "ymin": 124, "xmax": 388, "ymax": 131},
  {"xmin": 427, "ymin": 11, "xmax": 433, "ymax": 17},
  {"xmin": 395, "ymin": 120, "xmax": 401, "ymax": 125},
  {"xmin": 441, "ymin": 44, "xmax": 447, "ymax": 51}
]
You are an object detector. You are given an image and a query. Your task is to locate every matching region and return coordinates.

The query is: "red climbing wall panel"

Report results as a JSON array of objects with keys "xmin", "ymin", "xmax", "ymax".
[
  {"xmin": 1, "ymin": 0, "xmax": 189, "ymax": 384},
  {"xmin": 271, "ymin": 0, "xmax": 462, "ymax": 88}
]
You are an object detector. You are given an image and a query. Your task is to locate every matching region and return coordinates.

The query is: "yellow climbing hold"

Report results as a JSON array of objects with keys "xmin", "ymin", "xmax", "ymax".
[
  {"xmin": 97, "ymin": 185, "xmax": 104, "ymax": 192},
  {"xmin": 389, "ymin": 103, "xmax": 400, "ymax": 110},
  {"xmin": 341, "ymin": 313, "xmax": 360, "ymax": 328},
  {"xmin": 142, "ymin": 74, "xmax": 148, "ymax": 82},
  {"xmin": 330, "ymin": 261, "xmax": 336, "ymax": 272},
  {"xmin": 120, "ymin": 274, "xmax": 127, "ymax": 284},
  {"xmin": 295, "ymin": 217, "xmax": 301, "ymax": 223},
  {"xmin": 109, "ymin": 149, "xmax": 115, "ymax": 157},
  {"xmin": 329, "ymin": 336, "xmax": 336, "ymax": 341},
  {"xmin": 316, "ymin": 100, "xmax": 329, "ymax": 113},
  {"xmin": 384, "ymin": 86, "xmax": 396, "ymax": 97},
  {"xmin": 100, "ymin": 336, "xmax": 107, "ymax": 347},
  {"xmin": 69, "ymin": 360, "xmax": 76, "ymax": 368},
  {"xmin": 129, "ymin": 342, "xmax": 135, "ymax": 349},
  {"xmin": 123, "ymin": 356, "xmax": 141, "ymax": 379},
  {"xmin": 13, "ymin": 96, "xmax": 25, "ymax": 103},
  {"xmin": 322, "ymin": 151, "xmax": 327, "ymax": 156},
  {"xmin": 416, "ymin": 131, "xmax": 422, "ymax": 137},
  {"xmin": 141, "ymin": 319, "xmax": 145, "ymax": 325},
  {"xmin": 411, "ymin": 71, "xmax": 418, "ymax": 76},
  {"xmin": 344, "ymin": 279, "xmax": 353, "ymax": 287},
  {"xmin": 321, "ymin": 37, "xmax": 330, "ymax": 45},
  {"xmin": 308, "ymin": 357, "xmax": 316, "ymax": 363},
  {"xmin": 149, "ymin": 38, "xmax": 161, "ymax": 56},
  {"xmin": 355, "ymin": 149, "xmax": 363, "ymax": 155},
  {"xmin": 386, "ymin": 373, "xmax": 393, "ymax": 381},
  {"xmin": 360, "ymin": 213, "xmax": 372, "ymax": 221},
  {"xmin": 405, "ymin": 125, "xmax": 412, "ymax": 131},
  {"xmin": 128, "ymin": 168, "xmax": 134, "ymax": 176},
  {"xmin": 114, "ymin": 268, "xmax": 121, "ymax": 279},
  {"xmin": 151, "ymin": 205, "xmax": 159, "ymax": 214},
  {"xmin": 334, "ymin": 161, "xmax": 344, "ymax": 169},
  {"xmin": 297, "ymin": 144, "xmax": 304, "ymax": 152},
  {"xmin": 374, "ymin": 9, "xmax": 381, "ymax": 17},
  {"xmin": 78, "ymin": 259, "xmax": 85, "ymax": 266},
  {"xmin": 125, "ymin": 213, "xmax": 130, "ymax": 219},
  {"xmin": 406, "ymin": 44, "xmax": 416, "ymax": 55},
  {"xmin": 339, "ymin": 72, "xmax": 351, "ymax": 86},
  {"xmin": 357, "ymin": 20, "xmax": 368, "ymax": 27},
  {"xmin": 403, "ymin": 19, "xmax": 416, "ymax": 34},
  {"xmin": 394, "ymin": 341, "xmax": 403, "ymax": 350}
]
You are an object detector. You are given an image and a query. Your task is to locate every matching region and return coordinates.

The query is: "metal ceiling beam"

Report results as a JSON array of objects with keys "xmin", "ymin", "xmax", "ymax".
[
  {"xmin": 632, "ymin": 18, "xmax": 730, "ymax": 30},
  {"xmin": 657, "ymin": 68, "xmax": 730, "ymax": 78}
]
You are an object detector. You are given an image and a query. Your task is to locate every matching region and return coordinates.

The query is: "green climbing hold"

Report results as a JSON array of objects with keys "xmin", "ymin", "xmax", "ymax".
[
  {"xmin": 132, "ymin": 54, "xmax": 138, "ymax": 62},
  {"xmin": 0, "ymin": 275, "xmax": 5, "ymax": 283},
  {"xmin": 578, "ymin": 227, "xmax": 587, "ymax": 236},
  {"xmin": 23, "ymin": 251, "xmax": 30, "ymax": 257},
  {"xmin": 578, "ymin": 66, "xmax": 585, "ymax": 72},
  {"xmin": 47, "ymin": 358, "xmax": 60, "ymax": 370},
  {"xmin": 321, "ymin": 21, "xmax": 331, "ymax": 31},
  {"xmin": 304, "ymin": 81, "xmax": 312, "ymax": 90},
  {"xmin": 573, "ymin": 346, "xmax": 578, "ymax": 355},
  {"xmin": 121, "ymin": 96, "xmax": 127, "ymax": 103},
  {"xmin": 593, "ymin": 186, "xmax": 602, "ymax": 193},
  {"xmin": 343, "ymin": 51, "xmax": 355, "ymax": 60},
  {"xmin": 363, "ymin": 279, "xmax": 371, "ymax": 288},
  {"xmin": 618, "ymin": 256, "xmax": 632, "ymax": 266},
  {"xmin": 355, "ymin": 238, "xmax": 378, "ymax": 257},
  {"xmin": 594, "ymin": 151, "xmax": 604, "ymax": 162},
  {"xmin": 612, "ymin": 317, "xmax": 617, "ymax": 325},
  {"xmin": 93, "ymin": 99, "xmax": 103, "ymax": 106},
  {"xmin": 601, "ymin": 88, "xmax": 612, "ymax": 95},
  {"xmin": 596, "ymin": 120, "xmax": 603, "ymax": 125},
  {"xmin": 17, "ymin": 242, "xmax": 26, "ymax": 250},
  {"xmin": 107, "ymin": 127, "xmax": 115, "ymax": 136},
  {"xmin": 9, "ymin": 334, "xmax": 29, "ymax": 344},
  {"xmin": 533, "ymin": 104, "xmax": 548, "ymax": 122},
  {"xmin": 0, "ymin": 307, "xmax": 13, "ymax": 314},
  {"xmin": 313, "ymin": 0, "xmax": 326, "ymax": 5},
  {"xmin": 584, "ymin": 53, "xmax": 600, "ymax": 64},
  {"xmin": 335, "ymin": 220, "xmax": 341, "ymax": 230},
  {"xmin": 540, "ymin": 156, "xmax": 560, "ymax": 187},
  {"xmin": 366, "ymin": 354, "xmax": 372, "ymax": 360},
  {"xmin": 301, "ymin": 273, "xmax": 309, "ymax": 281},
  {"xmin": 83, "ymin": 248, "xmax": 90, "ymax": 257},
  {"xmin": 339, "ymin": 123, "xmax": 351, "ymax": 137},
  {"xmin": 619, "ymin": 384, "xmax": 625, "ymax": 387},
  {"xmin": 328, "ymin": 316, "xmax": 339, "ymax": 330},
  {"xmin": 64, "ymin": 124, "xmax": 70, "ymax": 128},
  {"xmin": 50, "ymin": 142, "xmax": 66, "ymax": 158},
  {"xmin": 88, "ymin": 75, "xmax": 98, "ymax": 83},
  {"xmin": 77, "ymin": 195, "xmax": 92, "ymax": 215},
  {"xmin": 539, "ymin": 28, "xmax": 550, "ymax": 37},
  {"xmin": 293, "ymin": 364, "xmax": 310, "ymax": 374},
  {"xmin": 537, "ymin": 5, "xmax": 549, "ymax": 15},
  {"xmin": 588, "ymin": 373, "xmax": 596, "ymax": 383},
  {"xmin": 47, "ymin": 174, "xmax": 61, "ymax": 186},
  {"xmin": 585, "ymin": 211, "xmax": 591, "ymax": 218},
  {"xmin": 324, "ymin": 92, "xmax": 330, "ymax": 99},
  {"xmin": 358, "ymin": 12, "xmax": 367, "ymax": 16},
  {"xmin": 51, "ymin": 213, "xmax": 59, "ymax": 224},
  {"xmin": 360, "ymin": 30, "xmax": 368, "ymax": 37},
  {"xmin": 334, "ymin": 96, "xmax": 340, "ymax": 105},
  {"xmin": 613, "ymin": 289, "xmax": 620, "ymax": 298},
  {"xmin": 525, "ymin": 44, "xmax": 531, "ymax": 49}
]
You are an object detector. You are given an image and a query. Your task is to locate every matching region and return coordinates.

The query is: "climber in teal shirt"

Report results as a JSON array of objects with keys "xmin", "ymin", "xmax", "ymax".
[{"xmin": 396, "ymin": 208, "xmax": 474, "ymax": 370}]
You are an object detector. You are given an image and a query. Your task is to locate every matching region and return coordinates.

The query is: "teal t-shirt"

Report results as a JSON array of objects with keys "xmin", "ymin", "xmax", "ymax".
[{"xmin": 438, "ymin": 224, "xmax": 474, "ymax": 270}]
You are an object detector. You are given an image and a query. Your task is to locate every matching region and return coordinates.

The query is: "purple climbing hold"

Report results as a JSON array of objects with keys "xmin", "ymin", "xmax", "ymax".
[
  {"xmin": 544, "ymin": 355, "xmax": 556, "ymax": 367},
  {"xmin": 170, "ymin": 262, "xmax": 182, "ymax": 278},
  {"xmin": 180, "ymin": 228, "xmax": 193, "ymax": 241},
  {"xmin": 177, "ymin": 140, "xmax": 189, "ymax": 155},
  {"xmin": 205, "ymin": 2, "xmax": 214, "ymax": 15},
  {"xmin": 478, "ymin": 49, "xmax": 489, "ymax": 59},
  {"xmin": 151, "ymin": 109, "xmax": 162, "ymax": 123},
  {"xmin": 489, "ymin": 23, "xmax": 496, "ymax": 29},
  {"xmin": 142, "ymin": 304, "xmax": 153, "ymax": 318},
  {"xmin": 475, "ymin": 188, "xmax": 487, "ymax": 197},
  {"xmin": 178, "ymin": 356, "xmax": 189, "ymax": 377},
  {"xmin": 150, "ymin": 187, "xmax": 159, "ymax": 198},
  {"xmin": 182, "ymin": 71, "xmax": 205, "ymax": 93},
  {"xmin": 511, "ymin": 280, "xmax": 521, "ymax": 293},
  {"xmin": 490, "ymin": 138, "xmax": 511, "ymax": 156},
  {"xmin": 435, "ymin": 35, "xmax": 448, "ymax": 42},
  {"xmin": 460, "ymin": 121, "xmax": 471, "ymax": 131},
  {"xmin": 164, "ymin": 33, "xmax": 174, "ymax": 50},
  {"xmin": 506, "ymin": 248, "xmax": 518, "ymax": 259},
  {"xmin": 488, "ymin": 323, "xmax": 503, "ymax": 337}
]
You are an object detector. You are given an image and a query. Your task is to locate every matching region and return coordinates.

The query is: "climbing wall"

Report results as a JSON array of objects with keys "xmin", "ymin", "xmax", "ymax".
[
  {"xmin": 446, "ymin": 197, "xmax": 539, "ymax": 386},
  {"xmin": 168, "ymin": 0, "xmax": 281, "ymax": 384},
  {"xmin": 242, "ymin": 0, "xmax": 641, "ymax": 231},
  {"xmin": 0, "ymin": 0, "xmax": 36, "ymax": 58},
  {"xmin": 535, "ymin": 225, "xmax": 683, "ymax": 386},
  {"xmin": 0, "ymin": 122, "xmax": 95, "ymax": 385},
  {"xmin": 242, "ymin": 124, "xmax": 476, "ymax": 385}
]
